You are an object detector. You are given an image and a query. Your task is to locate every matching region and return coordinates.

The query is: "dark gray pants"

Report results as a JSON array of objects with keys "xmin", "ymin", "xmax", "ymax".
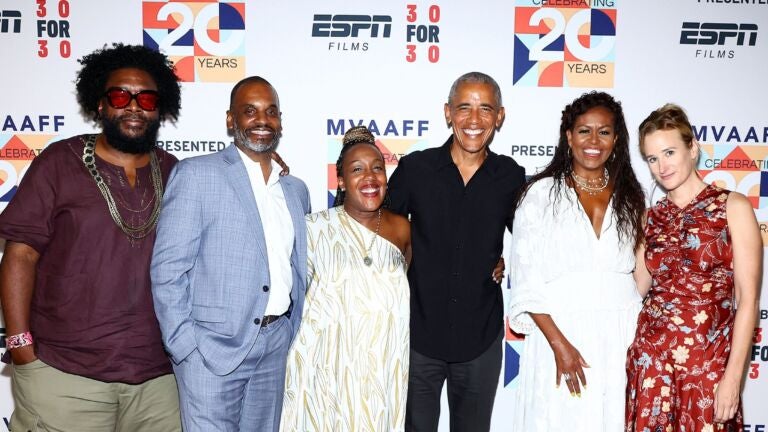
[{"xmin": 405, "ymin": 331, "xmax": 503, "ymax": 432}]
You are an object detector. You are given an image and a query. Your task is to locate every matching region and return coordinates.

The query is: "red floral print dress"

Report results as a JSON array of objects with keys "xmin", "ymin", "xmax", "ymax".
[{"xmin": 625, "ymin": 185, "xmax": 743, "ymax": 432}]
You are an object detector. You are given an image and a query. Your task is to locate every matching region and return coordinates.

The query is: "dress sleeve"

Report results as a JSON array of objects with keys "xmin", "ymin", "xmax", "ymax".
[
  {"xmin": 507, "ymin": 182, "xmax": 552, "ymax": 335},
  {"xmin": 506, "ymin": 164, "xmax": 527, "ymax": 233}
]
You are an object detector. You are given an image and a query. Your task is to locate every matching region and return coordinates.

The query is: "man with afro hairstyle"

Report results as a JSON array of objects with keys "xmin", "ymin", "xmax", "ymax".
[{"xmin": 0, "ymin": 43, "xmax": 182, "ymax": 431}]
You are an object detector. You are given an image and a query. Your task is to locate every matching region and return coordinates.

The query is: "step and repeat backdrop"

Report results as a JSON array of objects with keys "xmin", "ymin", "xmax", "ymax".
[{"xmin": 1, "ymin": 0, "xmax": 767, "ymax": 430}]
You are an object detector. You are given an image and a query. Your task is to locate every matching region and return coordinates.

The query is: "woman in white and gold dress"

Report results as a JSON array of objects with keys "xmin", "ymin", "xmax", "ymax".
[{"xmin": 280, "ymin": 126, "xmax": 412, "ymax": 432}]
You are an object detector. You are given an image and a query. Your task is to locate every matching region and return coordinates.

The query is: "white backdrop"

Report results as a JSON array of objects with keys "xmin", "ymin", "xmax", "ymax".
[{"xmin": 1, "ymin": 1, "xmax": 766, "ymax": 430}]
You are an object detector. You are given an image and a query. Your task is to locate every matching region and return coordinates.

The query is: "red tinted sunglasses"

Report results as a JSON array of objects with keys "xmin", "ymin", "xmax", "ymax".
[{"xmin": 103, "ymin": 87, "xmax": 160, "ymax": 111}]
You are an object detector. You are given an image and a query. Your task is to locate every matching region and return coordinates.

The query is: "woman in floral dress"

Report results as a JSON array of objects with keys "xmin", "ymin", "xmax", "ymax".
[{"xmin": 626, "ymin": 104, "xmax": 761, "ymax": 431}]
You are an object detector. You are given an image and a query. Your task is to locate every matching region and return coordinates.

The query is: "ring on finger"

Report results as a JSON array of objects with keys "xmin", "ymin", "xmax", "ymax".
[{"xmin": 562, "ymin": 372, "xmax": 571, "ymax": 380}]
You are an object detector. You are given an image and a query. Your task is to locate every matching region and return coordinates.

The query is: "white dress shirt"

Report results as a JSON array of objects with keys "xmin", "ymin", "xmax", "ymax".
[{"xmin": 236, "ymin": 147, "xmax": 294, "ymax": 316}]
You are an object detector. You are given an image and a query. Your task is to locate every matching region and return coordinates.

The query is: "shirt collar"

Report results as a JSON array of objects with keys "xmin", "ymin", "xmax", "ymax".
[
  {"xmin": 437, "ymin": 135, "xmax": 503, "ymax": 177},
  {"xmin": 235, "ymin": 146, "xmax": 282, "ymax": 186}
]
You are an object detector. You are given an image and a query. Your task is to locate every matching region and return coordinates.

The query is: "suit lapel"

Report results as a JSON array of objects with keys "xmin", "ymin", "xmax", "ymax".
[{"xmin": 223, "ymin": 145, "xmax": 269, "ymax": 266}]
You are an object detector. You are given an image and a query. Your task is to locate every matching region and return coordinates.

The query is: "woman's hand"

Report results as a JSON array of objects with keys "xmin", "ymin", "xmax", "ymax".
[
  {"xmin": 492, "ymin": 257, "xmax": 505, "ymax": 284},
  {"xmin": 551, "ymin": 339, "xmax": 590, "ymax": 396},
  {"xmin": 529, "ymin": 313, "xmax": 590, "ymax": 397},
  {"xmin": 713, "ymin": 376, "xmax": 740, "ymax": 423}
]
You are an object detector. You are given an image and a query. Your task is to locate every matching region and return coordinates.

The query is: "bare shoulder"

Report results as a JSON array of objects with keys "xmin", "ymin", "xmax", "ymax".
[
  {"xmin": 385, "ymin": 210, "xmax": 409, "ymax": 225},
  {"xmin": 381, "ymin": 209, "xmax": 410, "ymax": 251},
  {"xmin": 725, "ymin": 191, "xmax": 759, "ymax": 239},
  {"xmin": 726, "ymin": 191, "xmax": 756, "ymax": 219},
  {"xmin": 385, "ymin": 210, "xmax": 410, "ymax": 236}
]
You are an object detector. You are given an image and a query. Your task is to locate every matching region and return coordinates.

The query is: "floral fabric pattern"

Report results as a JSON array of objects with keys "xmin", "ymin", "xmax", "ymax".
[{"xmin": 625, "ymin": 184, "xmax": 743, "ymax": 432}]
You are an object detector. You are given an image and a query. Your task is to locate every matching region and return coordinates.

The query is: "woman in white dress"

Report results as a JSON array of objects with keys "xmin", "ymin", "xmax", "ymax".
[
  {"xmin": 280, "ymin": 126, "xmax": 412, "ymax": 432},
  {"xmin": 507, "ymin": 92, "xmax": 646, "ymax": 431}
]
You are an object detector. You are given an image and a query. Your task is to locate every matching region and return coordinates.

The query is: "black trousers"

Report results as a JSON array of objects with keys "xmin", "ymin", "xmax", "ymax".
[{"xmin": 405, "ymin": 331, "xmax": 503, "ymax": 432}]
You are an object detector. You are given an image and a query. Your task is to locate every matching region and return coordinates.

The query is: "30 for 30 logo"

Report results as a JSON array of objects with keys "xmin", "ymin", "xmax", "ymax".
[
  {"xmin": 36, "ymin": 0, "xmax": 73, "ymax": 58},
  {"xmin": 143, "ymin": 1, "xmax": 245, "ymax": 82},
  {"xmin": 513, "ymin": 0, "xmax": 617, "ymax": 88},
  {"xmin": 751, "ymin": 316, "xmax": 766, "ymax": 382},
  {"xmin": 405, "ymin": 4, "xmax": 441, "ymax": 63}
]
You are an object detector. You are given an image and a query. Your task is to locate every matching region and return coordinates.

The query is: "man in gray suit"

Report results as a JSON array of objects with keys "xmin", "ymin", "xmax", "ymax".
[{"xmin": 151, "ymin": 76, "xmax": 310, "ymax": 432}]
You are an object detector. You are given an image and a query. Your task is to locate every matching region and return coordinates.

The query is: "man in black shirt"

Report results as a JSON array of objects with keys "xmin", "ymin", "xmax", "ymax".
[{"xmin": 389, "ymin": 72, "xmax": 525, "ymax": 432}]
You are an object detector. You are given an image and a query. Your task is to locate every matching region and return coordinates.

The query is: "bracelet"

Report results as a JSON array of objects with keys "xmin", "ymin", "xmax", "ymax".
[{"xmin": 6, "ymin": 331, "xmax": 33, "ymax": 350}]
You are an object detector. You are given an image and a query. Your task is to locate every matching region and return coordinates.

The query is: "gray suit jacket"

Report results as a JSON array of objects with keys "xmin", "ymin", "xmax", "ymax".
[{"xmin": 151, "ymin": 144, "xmax": 310, "ymax": 376}]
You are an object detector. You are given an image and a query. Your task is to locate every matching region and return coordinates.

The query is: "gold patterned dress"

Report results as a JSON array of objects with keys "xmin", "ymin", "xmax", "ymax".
[{"xmin": 280, "ymin": 206, "xmax": 410, "ymax": 432}]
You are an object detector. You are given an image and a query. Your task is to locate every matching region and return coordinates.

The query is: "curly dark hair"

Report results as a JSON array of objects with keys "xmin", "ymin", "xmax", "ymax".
[
  {"xmin": 75, "ymin": 43, "xmax": 181, "ymax": 123},
  {"xmin": 332, "ymin": 126, "xmax": 384, "ymax": 206},
  {"xmin": 517, "ymin": 91, "xmax": 645, "ymax": 248}
]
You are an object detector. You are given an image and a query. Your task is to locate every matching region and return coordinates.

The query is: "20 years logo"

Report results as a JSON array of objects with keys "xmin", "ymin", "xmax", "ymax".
[
  {"xmin": 513, "ymin": 0, "xmax": 617, "ymax": 87},
  {"xmin": 143, "ymin": 1, "xmax": 246, "ymax": 82}
]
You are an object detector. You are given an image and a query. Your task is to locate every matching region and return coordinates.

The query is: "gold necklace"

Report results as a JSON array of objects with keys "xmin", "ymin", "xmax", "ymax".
[
  {"xmin": 571, "ymin": 168, "xmax": 609, "ymax": 195},
  {"xmin": 340, "ymin": 207, "xmax": 382, "ymax": 266},
  {"xmin": 81, "ymin": 134, "xmax": 164, "ymax": 239}
]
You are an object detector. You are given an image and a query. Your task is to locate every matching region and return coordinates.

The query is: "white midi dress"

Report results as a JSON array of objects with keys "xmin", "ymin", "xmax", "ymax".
[{"xmin": 507, "ymin": 178, "xmax": 642, "ymax": 432}]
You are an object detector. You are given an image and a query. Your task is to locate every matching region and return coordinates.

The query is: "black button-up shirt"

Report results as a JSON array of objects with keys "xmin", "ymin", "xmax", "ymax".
[{"xmin": 388, "ymin": 136, "xmax": 525, "ymax": 362}]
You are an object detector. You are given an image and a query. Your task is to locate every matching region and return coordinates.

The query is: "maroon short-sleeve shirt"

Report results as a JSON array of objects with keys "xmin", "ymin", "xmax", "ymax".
[{"xmin": 0, "ymin": 134, "xmax": 177, "ymax": 384}]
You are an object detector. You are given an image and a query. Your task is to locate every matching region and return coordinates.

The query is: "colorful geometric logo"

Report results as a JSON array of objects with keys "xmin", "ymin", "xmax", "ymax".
[
  {"xmin": 698, "ymin": 143, "xmax": 768, "ymax": 245},
  {"xmin": 513, "ymin": 0, "xmax": 617, "ymax": 88},
  {"xmin": 326, "ymin": 137, "xmax": 430, "ymax": 208},
  {"xmin": 143, "ymin": 1, "xmax": 246, "ymax": 82},
  {"xmin": 0, "ymin": 134, "xmax": 56, "ymax": 210}
]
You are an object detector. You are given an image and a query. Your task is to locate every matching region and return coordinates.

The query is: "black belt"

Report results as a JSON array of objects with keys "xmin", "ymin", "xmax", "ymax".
[{"xmin": 261, "ymin": 313, "xmax": 285, "ymax": 327}]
